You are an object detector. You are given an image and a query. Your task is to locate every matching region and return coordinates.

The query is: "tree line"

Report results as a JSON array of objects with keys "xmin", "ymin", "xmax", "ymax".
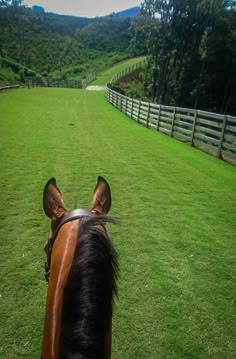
[{"xmin": 131, "ymin": 0, "xmax": 236, "ymax": 115}]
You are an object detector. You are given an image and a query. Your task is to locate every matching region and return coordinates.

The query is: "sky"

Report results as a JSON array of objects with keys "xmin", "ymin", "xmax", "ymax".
[{"xmin": 24, "ymin": 0, "xmax": 142, "ymax": 18}]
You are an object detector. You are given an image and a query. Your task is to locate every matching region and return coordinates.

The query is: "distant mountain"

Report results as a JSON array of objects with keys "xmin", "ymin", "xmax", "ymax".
[
  {"xmin": 107, "ymin": 6, "xmax": 140, "ymax": 18},
  {"xmin": 32, "ymin": 5, "xmax": 45, "ymax": 13}
]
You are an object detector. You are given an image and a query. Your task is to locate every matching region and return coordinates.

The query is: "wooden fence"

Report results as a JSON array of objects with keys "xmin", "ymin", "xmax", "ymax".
[
  {"xmin": 81, "ymin": 72, "xmax": 96, "ymax": 89},
  {"xmin": 106, "ymin": 87, "xmax": 236, "ymax": 165},
  {"xmin": 0, "ymin": 84, "xmax": 20, "ymax": 91},
  {"xmin": 110, "ymin": 60, "xmax": 146, "ymax": 85},
  {"xmin": 27, "ymin": 72, "xmax": 96, "ymax": 89}
]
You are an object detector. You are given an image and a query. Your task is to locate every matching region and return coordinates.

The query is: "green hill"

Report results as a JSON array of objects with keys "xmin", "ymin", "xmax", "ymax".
[
  {"xmin": 0, "ymin": 4, "xmax": 137, "ymax": 80},
  {"xmin": 0, "ymin": 56, "xmax": 40, "ymax": 85}
]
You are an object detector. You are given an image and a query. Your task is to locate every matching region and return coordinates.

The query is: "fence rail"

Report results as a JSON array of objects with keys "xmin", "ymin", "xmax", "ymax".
[
  {"xmin": 81, "ymin": 72, "xmax": 96, "ymax": 89},
  {"xmin": 0, "ymin": 84, "xmax": 20, "ymax": 91},
  {"xmin": 110, "ymin": 60, "xmax": 146, "ymax": 85},
  {"xmin": 106, "ymin": 87, "xmax": 236, "ymax": 165}
]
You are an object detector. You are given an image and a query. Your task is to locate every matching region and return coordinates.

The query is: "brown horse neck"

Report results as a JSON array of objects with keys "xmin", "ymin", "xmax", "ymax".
[{"xmin": 42, "ymin": 220, "xmax": 79, "ymax": 359}]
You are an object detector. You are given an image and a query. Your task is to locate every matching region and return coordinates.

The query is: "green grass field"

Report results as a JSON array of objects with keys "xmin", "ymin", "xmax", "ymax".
[
  {"xmin": 91, "ymin": 56, "xmax": 145, "ymax": 86},
  {"xmin": 0, "ymin": 87, "xmax": 236, "ymax": 359}
]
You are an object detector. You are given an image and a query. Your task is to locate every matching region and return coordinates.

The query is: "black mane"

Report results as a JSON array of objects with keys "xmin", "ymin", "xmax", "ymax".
[{"xmin": 59, "ymin": 215, "xmax": 118, "ymax": 359}]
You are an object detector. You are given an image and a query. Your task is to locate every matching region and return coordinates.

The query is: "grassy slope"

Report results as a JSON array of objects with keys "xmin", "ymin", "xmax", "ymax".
[
  {"xmin": 91, "ymin": 56, "xmax": 145, "ymax": 86},
  {"xmin": 0, "ymin": 88, "xmax": 236, "ymax": 358}
]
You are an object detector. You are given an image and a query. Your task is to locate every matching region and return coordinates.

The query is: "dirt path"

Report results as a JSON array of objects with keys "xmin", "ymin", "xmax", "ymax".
[{"xmin": 85, "ymin": 85, "xmax": 106, "ymax": 91}]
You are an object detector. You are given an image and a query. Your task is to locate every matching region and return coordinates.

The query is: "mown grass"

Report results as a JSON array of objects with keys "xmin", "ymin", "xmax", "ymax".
[
  {"xmin": 0, "ymin": 88, "xmax": 236, "ymax": 359},
  {"xmin": 91, "ymin": 56, "xmax": 145, "ymax": 86}
]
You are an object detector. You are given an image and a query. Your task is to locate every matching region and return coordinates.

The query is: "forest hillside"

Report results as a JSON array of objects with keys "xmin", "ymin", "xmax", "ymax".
[{"xmin": 0, "ymin": 2, "xmax": 138, "ymax": 81}]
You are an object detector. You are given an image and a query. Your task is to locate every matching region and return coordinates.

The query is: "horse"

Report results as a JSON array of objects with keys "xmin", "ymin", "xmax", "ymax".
[{"xmin": 41, "ymin": 176, "xmax": 118, "ymax": 359}]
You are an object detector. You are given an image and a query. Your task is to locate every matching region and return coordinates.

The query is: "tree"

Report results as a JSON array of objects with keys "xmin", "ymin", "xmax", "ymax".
[
  {"xmin": 0, "ymin": 0, "xmax": 11, "ymax": 7},
  {"xmin": 132, "ymin": 0, "xmax": 236, "ymax": 114}
]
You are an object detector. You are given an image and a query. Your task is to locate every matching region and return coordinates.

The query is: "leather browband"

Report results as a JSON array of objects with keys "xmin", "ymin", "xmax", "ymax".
[
  {"xmin": 51, "ymin": 209, "xmax": 95, "ymax": 242},
  {"xmin": 44, "ymin": 209, "xmax": 96, "ymax": 281}
]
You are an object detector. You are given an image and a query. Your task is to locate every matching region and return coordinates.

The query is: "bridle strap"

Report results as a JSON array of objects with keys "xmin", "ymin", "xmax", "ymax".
[
  {"xmin": 45, "ymin": 209, "xmax": 96, "ymax": 281},
  {"xmin": 52, "ymin": 209, "xmax": 95, "ymax": 242}
]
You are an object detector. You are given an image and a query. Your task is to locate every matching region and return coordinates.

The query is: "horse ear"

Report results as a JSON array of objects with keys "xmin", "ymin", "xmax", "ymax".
[
  {"xmin": 43, "ymin": 178, "xmax": 67, "ymax": 220},
  {"xmin": 92, "ymin": 176, "xmax": 111, "ymax": 214}
]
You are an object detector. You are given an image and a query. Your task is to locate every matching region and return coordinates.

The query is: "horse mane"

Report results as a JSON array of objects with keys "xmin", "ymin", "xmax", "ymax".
[{"xmin": 59, "ymin": 215, "xmax": 118, "ymax": 359}]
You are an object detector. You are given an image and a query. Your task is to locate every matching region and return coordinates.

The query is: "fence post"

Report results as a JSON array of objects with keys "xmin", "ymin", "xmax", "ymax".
[
  {"xmin": 115, "ymin": 92, "xmax": 118, "ymax": 108},
  {"xmin": 146, "ymin": 103, "xmax": 151, "ymax": 128},
  {"xmin": 125, "ymin": 97, "xmax": 128, "ymax": 115},
  {"xmin": 218, "ymin": 115, "xmax": 228, "ymax": 158},
  {"xmin": 110, "ymin": 89, "xmax": 112, "ymax": 104},
  {"xmin": 137, "ymin": 100, "xmax": 141, "ymax": 123},
  {"xmin": 130, "ymin": 98, "xmax": 134, "ymax": 119},
  {"xmin": 109, "ymin": 89, "xmax": 112, "ymax": 103},
  {"xmin": 120, "ymin": 95, "xmax": 123, "ymax": 111},
  {"xmin": 170, "ymin": 107, "xmax": 176, "ymax": 137},
  {"xmin": 191, "ymin": 110, "xmax": 198, "ymax": 146},
  {"xmin": 157, "ymin": 105, "xmax": 161, "ymax": 131}
]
